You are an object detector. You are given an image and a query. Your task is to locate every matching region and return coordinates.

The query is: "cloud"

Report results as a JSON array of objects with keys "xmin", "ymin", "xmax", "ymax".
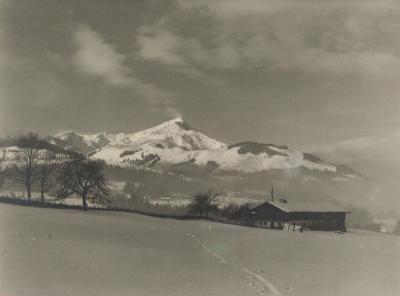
[
  {"xmin": 72, "ymin": 24, "xmax": 134, "ymax": 86},
  {"xmin": 164, "ymin": 106, "xmax": 182, "ymax": 118},
  {"xmin": 72, "ymin": 24, "xmax": 181, "ymax": 117},
  {"xmin": 136, "ymin": 26, "xmax": 241, "ymax": 73},
  {"xmin": 176, "ymin": 0, "xmax": 288, "ymax": 18},
  {"xmin": 317, "ymin": 131, "xmax": 400, "ymax": 154},
  {"xmin": 136, "ymin": 26, "xmax": 206, "ymax": 78},
  {"xmin": 137, "ymin": 26, "xmax": 187, "ymax": 67},
  {"xmin": 177, "ymin": 0, "xmax": 397, "ymax": 19},
  {"xmin": 135, "ymin": 0, "xmax": 400, "ymax": 78},
  {"xmin": 309, "ymin": 131, "xmax": 400, "ymax": 174},
  {"xmin": 186, "ymin": 40, "xmax": 241, "ymax": 69}
]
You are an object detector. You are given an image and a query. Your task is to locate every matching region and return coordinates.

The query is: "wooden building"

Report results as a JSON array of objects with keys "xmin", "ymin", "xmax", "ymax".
[{"xmin": 250, "ymin": 200, "xmax": 349, "ymax": 232}]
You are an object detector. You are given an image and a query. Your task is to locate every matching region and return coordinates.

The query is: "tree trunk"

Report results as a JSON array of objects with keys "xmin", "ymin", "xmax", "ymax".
[
  {"xmin": 40, "ymin": 183, "xmax": 45, "ymax": 203},
  {"xmin": 27, "ymin": 181, "xmax": 31, "ymax": 200},
  {"xmin": 82, "ymin": 193, "xmax": 87, "ymax": 211}
]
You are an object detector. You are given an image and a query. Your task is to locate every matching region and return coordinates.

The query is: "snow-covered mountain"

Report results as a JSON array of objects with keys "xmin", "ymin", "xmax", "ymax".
[
  {"xmin": 50, "ymin": 131, "xmax": 112, "ymax": 153},
  {"xmin": 49, "ymin": 118, "xmax": 359, "ymax": 178}
]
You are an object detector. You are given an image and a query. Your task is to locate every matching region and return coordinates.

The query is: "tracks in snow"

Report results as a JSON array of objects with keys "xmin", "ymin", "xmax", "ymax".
[
  {"xmin": 186, "ymin": 233, "xmax": 228, "ymax": 264},
  {"xmin": 186, "ymin": 232, "xmax": 282, "ymax": 296},
  {"xmin": 241, "ymin": 266, "xmax": 283, "ymax": 296}
]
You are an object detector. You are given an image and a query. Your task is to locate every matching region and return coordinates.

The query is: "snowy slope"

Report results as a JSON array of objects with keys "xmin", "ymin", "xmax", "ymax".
[{"xmin": 50, "ymin": 118, "xmax": 350, "ymax": 176}]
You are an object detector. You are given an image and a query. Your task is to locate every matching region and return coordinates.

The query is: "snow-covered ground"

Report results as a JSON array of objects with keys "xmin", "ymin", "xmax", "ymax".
[{"xmin": 0, "ymin": 204, "xmax": 398, "ymax": 296}]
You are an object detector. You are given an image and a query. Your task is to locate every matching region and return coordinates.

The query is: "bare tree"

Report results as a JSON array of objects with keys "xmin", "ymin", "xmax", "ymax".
[
  {"xmin": 189, "ymin": 190, "xmax": 218, "ymax": 218},
  {"xmin": 37, "ymin": 151, "xmax": 62, "ymax": 203},
  {"xmin": 0, "ymin": 156, "xmax": 5, "ymax": 189},
  {"xmin": 0, "ymin": 145, "xmax": 7, "ymax": 188},
  {"xmin": 9, "ymin": 133, "xmax": 45, "ymax": 199},
  {"xmin": 57, "ymin": 153, "xmax": 110, "ymax": 210}
]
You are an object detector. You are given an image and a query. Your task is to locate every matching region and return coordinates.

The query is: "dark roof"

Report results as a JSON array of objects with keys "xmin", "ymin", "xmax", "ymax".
[{"xmin": 253, "ymin": 201, "xmax": 349, "ymax": 213}]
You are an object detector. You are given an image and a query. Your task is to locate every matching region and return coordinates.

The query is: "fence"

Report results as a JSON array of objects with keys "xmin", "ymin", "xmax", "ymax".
[
  {"xmin": 0, "ymin": 195, "xmax": 104, "ymax": 210},
  {"xmin": 0, "ymin": 195, "xmax": 196, "ymax": 220}
]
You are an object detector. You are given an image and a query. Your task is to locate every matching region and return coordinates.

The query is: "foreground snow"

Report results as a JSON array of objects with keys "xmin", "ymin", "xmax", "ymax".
[{"xmin": 0, "ymin": 204, "xmax": 398, "ymax": 296}]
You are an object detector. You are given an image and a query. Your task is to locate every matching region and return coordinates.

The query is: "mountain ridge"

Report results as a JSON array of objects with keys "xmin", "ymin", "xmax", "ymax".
[{"xmin": 48, "ymin": 118, "xmax": 361, "ymax": 179}]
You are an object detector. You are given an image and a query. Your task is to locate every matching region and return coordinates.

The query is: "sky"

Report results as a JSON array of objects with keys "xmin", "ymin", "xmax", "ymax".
[{"xmin": 0, "ymin": 0, "xmax": 399, "ymax": 185}]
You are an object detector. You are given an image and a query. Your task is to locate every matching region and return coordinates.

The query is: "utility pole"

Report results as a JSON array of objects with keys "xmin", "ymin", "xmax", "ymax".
[{"xmin": 271, "ymin": 185, "xmax": 274, "ymax": 201}]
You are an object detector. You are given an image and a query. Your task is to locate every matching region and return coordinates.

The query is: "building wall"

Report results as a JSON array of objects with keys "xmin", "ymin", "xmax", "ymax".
[
  {"xmin": 252, "ymin": 203, "xmax": 346, "ymax": 231},
  {"xmin": 252, "ymin": 203, "xmax": 289, "ymax": 229}
]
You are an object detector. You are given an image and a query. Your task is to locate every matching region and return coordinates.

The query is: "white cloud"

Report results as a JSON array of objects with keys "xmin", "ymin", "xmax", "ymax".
[
  {"xmin": 136, "ymin": 0, "xmax": 400, "ymax": 78},
  {"xmin": 136, "ymin": 26, "xmax": 207, "ymax": 78},
  {"xmin": 72, "ymin": 24, "xmax": 180, "ymax": 117},
  {"xmin": 136, "ymin": 26, "xmax": 242, "ymax": 72},
  {"xmin": 72, "ymin": 24, "xmax": 134, "ymax": 86}
]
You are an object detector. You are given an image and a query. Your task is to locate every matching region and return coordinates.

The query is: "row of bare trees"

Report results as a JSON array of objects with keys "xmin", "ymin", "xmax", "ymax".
[
  {"xmin": 1, "ymin": 133, "xmax": 110, "ymax": 210},
  {"xmin": 4, "ymin": 133, "xmax": 60, "ymax": 201},
  {"xmin": 189, "ymin": 190, "xmax": 254, "ymax": 225}
]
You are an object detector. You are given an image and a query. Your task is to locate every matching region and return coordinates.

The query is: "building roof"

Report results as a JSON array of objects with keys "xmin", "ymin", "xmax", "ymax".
[{"xmin": 254, "ymin": 201, "xmax": 349, "ymax": 213}]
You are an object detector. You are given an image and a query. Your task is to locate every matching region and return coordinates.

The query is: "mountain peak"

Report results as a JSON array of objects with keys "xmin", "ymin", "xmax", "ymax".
[
  {"xmin": 54, "ymin": 130, "xmax": 77, "ymax": 139},
  {"xmin": 153, "ymin": 117, "xmax": 193, "ymax": 132},
  {"xmin": 173, "ymin": 117, "xmax": 192, "ymax": 131},
  {"xmin": 170, "ymin": 117, "xmax": 184, "ymax": 123},
  {"xmin": 161, "ymin": 117, "xmax": 185, "ymax": 125}
]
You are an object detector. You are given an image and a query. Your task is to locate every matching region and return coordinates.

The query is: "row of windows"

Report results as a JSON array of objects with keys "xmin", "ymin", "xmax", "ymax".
[
  {"xmin": 256, "ymin": 221, "xmax": 281, "ymax": 227},
  {"xmin": 256, "ymin": 220, "xmax": 342, "ymax": 229}
]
